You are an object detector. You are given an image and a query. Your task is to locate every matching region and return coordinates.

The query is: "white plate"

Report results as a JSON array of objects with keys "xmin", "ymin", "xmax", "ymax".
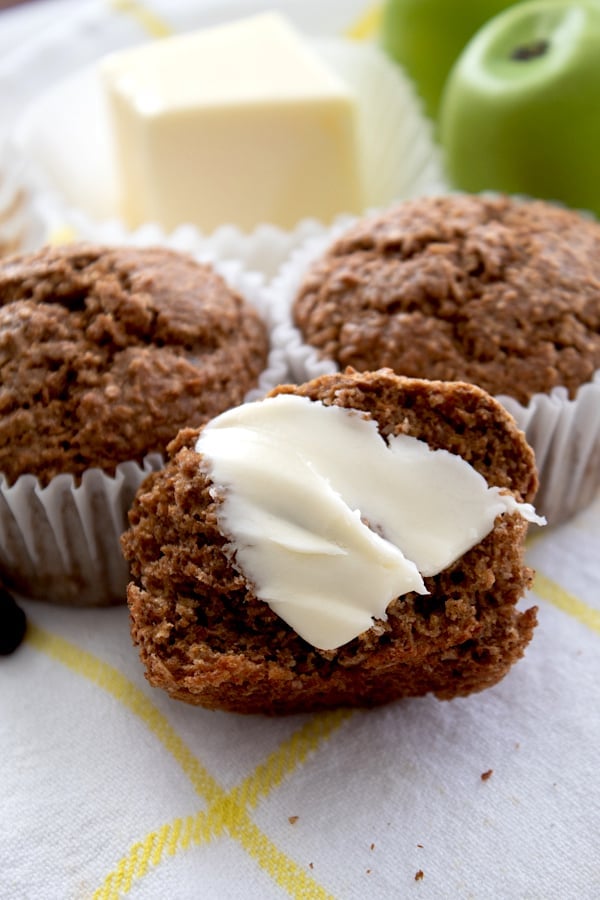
[
  {"xmin": 1, "ymin": 0, "xmax": 446, "ymax": 274},
  {"xmin": 0, "ymin": 0, "xmax": 378, "ymax": 141}
]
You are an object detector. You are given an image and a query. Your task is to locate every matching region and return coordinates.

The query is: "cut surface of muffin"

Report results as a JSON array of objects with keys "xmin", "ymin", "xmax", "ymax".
[
  {"xmin": 0, "ymin": 243, "xmax": 268, "ymax": 485},
  {"xmin": 293, "ymin": 195, "xmax": 600, "ymax": 405},
  {"xmin": 123, "ymin": 368, "xmax": 540, "ymax": 715}
]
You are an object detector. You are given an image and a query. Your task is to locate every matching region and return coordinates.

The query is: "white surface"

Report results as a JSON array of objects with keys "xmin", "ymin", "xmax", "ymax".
[{"xmin": 0, "ymin": 0, "xmax": 79, "ymax": 55}]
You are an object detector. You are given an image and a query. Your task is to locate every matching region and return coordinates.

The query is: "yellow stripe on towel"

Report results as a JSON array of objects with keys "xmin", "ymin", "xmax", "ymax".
[
  {"xmin": 27, "ymin": 623, "xmax": 349, "ymax": 899},
  {"xmin": 94, "ymin": 710, "xmax": 352, "ymax": 898},
  {"xmin": 94, "ymin": 804, "xmax": 336, "ymax": 900},
  {"xmin": 345, "ymin": 2, "xmax": 382, "ymax": 40},
  {"xmin": 48, "ymin": 225, "xmax": 78, "ymax": 246},
  {"xmin": 533, "ymin": 572, "xmax": 600, "ymax": 636},
  {"xmin": 108, "ymin": 0, "xmax": 173, "ymax": 39},
  {"xmin": 26, "ymin": 624, "xmax": 222, "ymax": 803}
]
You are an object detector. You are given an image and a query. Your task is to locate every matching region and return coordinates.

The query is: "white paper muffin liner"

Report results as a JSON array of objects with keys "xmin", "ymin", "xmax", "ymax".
[
  {"xmin": 267, "ymin": 216, "xmax": 600, "ymax": 528},
  {"xmin": 9, "ymin": 38, "xmax": 446, "ymax": 279},
  {"xmin": 498, "ymin": 377, "xmax": 600, "ymax": 526},
  {"xmin": 0, "ymin": 143, "xmax": 48, "ymax": 257},
  {"xmin": 0, "ymin": 234, "xmax": 289, "ymax": 606},
  {"xmin": 0, "ymin": 458, "xmax": 162, "ymax": 606}
]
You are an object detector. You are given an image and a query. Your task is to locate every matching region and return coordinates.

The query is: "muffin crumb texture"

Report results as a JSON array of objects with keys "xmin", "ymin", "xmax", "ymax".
[
  {"xmin": 0, "ymin": 243, "xmax": 268, "ymax": 485},
  {"xmin": 123, "ymin": 369, "xmax": 539, "ymax": 715},
  {"xmin": 293, "ymin": 195, "xmax": 600, "ymax": 404}
]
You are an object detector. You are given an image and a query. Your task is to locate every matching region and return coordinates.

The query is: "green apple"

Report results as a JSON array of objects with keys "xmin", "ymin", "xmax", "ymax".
[
  {"xmin": 439, "ymin": 0, "xmax": 600, "ymax": 216},
  {"xmin": 380, "ymin": 0, "xmax": 522, "ymax": 120}
]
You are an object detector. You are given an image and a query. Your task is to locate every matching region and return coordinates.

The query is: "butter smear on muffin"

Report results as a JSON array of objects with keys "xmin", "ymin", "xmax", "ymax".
[{"xmin": 196, "ymin": 392, "xmax": 543, "ymax": 650}]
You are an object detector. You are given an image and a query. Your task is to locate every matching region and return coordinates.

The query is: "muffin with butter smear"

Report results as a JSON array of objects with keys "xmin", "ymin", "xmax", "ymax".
[
  {"xmin": 276, "ymin": 193, "xmax": 600, "ymax": 524},
  {"xmin": 0, "ymin": 242, "xmax": 270, "ymax": 605},
  {"xmin": 122, "ymin": 368, "xmax": 543, "ymax": 715}
]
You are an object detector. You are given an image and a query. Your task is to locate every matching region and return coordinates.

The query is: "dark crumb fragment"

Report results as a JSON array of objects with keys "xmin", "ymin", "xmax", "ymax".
[
  {"xmin": 0, "ymin": 586, "xmax": 27, "ymax": 655},
  {"xmin": 481, "ymin": 769, "xmax": 494, "ymax": 781},
  {"xmin": 370, "ymin": 843, "xmax": 375, "ymax": 851},
  {"xmin": 309, "ymin": 863, "xmax": 314, "ymax": 870},
  {"xmin": 415, "ymin": 870, "xmax": 424, "ymax": 881},
  {"xmin": 288, "ymin": 816, "xmax": 299, "ymax": 825},
  {"xmin": 416, "ymin": 844, "xmax": 424, "ymax": 849}
]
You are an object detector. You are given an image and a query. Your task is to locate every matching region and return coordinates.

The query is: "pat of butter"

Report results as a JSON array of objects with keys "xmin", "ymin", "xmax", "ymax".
[
  {"xmin": 196, "ymin": 395, "xmax": 544, "ymax": 651},
  {"xmin": 101, "ymin": 12, "xmax": 365, "ymax": 232}
]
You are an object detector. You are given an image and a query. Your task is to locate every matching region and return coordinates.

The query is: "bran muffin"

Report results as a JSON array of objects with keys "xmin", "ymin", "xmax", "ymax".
[
  {"xmin": 273, "ymin": 194, "xmax": 600, "ymax": 523},
  {"xmin": 123, "ymin": 368, "xmax": 540, "ymax": 715},
  {"xmin": 0, "ymin": 242, "xmax": 270, "ymax": 605}
]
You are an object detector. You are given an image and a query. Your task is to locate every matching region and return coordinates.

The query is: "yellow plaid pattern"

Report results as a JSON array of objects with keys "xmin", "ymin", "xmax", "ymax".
[
  {"xmin": 25, "ymin": 559, "xmax": 599, "ymax": 897},
  {"xmin": 27, "ymin": 624, "xmax": 353, "ymax": 898}
]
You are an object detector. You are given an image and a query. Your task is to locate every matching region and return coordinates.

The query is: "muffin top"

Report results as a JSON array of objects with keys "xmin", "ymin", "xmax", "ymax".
[
  {"xmin": 0, "ymin": 243, "xmax": 268, "ymax": 485},
  {"xmin": 293, "ymin": 194, "xmax": 600, "ymax": 404}
]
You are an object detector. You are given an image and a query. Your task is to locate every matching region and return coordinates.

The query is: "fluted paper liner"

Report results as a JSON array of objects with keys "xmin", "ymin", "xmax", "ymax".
[
  {"xmin": 269, "ymin": 225, "xmax": 600, "ymax": 527},
  {"xmin": 0, "ymin": 458, "xmax": 162, "ymax": 606},
  {"xmin": 498, "ymin": 378, "xmax": 600, "ymax": 526}
]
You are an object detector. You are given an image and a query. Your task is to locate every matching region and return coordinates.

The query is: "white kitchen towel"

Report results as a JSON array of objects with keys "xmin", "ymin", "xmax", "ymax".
[{"xmin": 2, "ymin": 491, "xmax": 600, "ymax": 899}]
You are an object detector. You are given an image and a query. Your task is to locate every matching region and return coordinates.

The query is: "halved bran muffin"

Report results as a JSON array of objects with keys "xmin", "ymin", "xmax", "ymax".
[{"xmin": 122, "ymin": 369, "xmax": 539, "ymax": 715}]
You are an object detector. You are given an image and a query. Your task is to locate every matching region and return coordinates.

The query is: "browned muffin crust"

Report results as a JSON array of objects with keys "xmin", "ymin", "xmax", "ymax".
[
  {"xmin": 0, "ymin": 243, "xmax": 268, "ymax": 485},
  {"xmin": 293, "ymin": 195, "xmax": 600, "ymax": 404},
  {"xmin": 123, "ymin": 368, "xmax": 538, "ymax": 715}
]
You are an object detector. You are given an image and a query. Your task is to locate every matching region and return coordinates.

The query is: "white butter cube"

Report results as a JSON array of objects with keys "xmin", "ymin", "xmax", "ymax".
[{"xmin": 102, "ymin": 12, "xmax": 365, "ymax": 232}]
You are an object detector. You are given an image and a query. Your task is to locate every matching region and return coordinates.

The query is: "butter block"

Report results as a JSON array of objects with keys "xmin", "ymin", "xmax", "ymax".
[{"xmin": 102, "ymin": 12, "xmax": 365, "ymax": 233}]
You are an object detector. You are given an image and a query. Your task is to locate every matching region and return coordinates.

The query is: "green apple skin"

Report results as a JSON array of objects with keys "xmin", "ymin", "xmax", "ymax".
[
  {"xmin": 439, "ymin": 1, "xmax": 600, "ymax": 216},
  {"xmin": 380, "ymin": 0, "xmax": 522, "ymax": 120}
]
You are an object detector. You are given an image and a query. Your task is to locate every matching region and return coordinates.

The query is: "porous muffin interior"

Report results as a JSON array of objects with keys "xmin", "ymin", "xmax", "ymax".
[
  {"xmin": 293, "ymin": 195, "xmax": 600, "ymax": 404},
  {"xmin": 123, "ymin": 369, "xmax": 539, "ymax": 715},
  {"xmin": 0, "ymin": 243, "xmax": 268, "ymax": 484}
]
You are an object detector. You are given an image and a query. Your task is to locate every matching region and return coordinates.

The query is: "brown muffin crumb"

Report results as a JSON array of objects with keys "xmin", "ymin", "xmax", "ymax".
[
  {"xmin": 123, "ymin": 369, "xmax": 539, "ymax": 715},
  {"xmin": 293, "ymin": 195, "xmax": 600, "ymax": 404},
  {"xmin": 0, "ymin": 243, "xmax": 268, "ymax": 485}
]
